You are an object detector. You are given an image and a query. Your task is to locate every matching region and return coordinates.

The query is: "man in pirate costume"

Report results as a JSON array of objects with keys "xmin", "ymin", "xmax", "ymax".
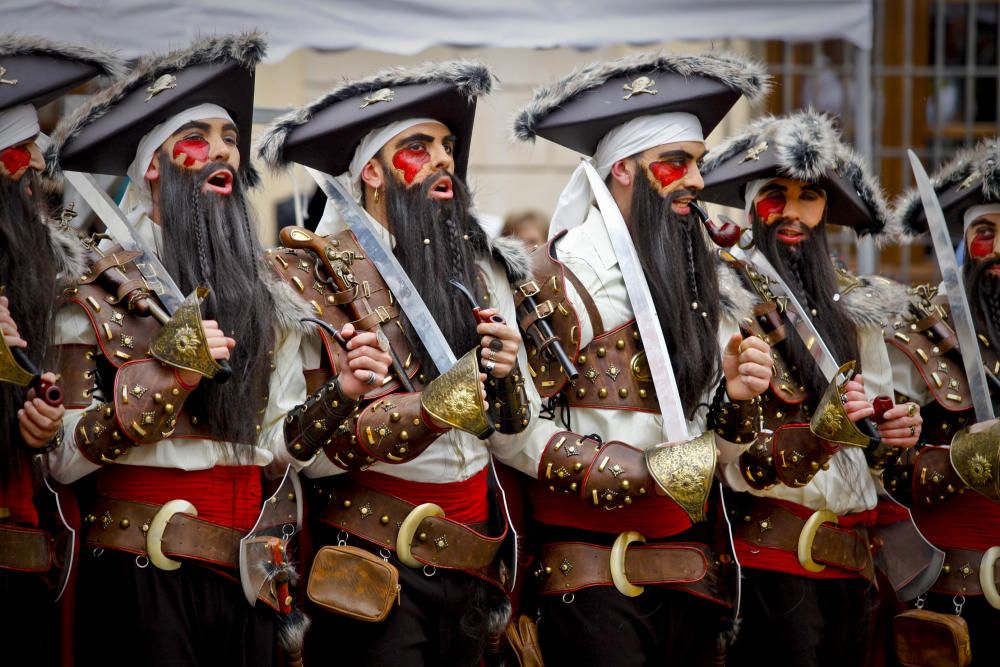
[
  {"xmin": 43, "ymin": 33, "xmax": 390, "ymax": 666},
  {"xmin": 883, "ymin": 138, "xmax": 1000, "ymax": 666},
  {"xmin": 698, "ymin": 110, "xmax": 927, "ymax": 666},
  {"xmin": 500, "ymin": 52, "xmax": 775, "ymax": 665},
  {"xmin": 256, "ymin": 61, "xmax": 532, "ymax": 666},
  {"xmin": 0, "ymin": 34, "xmax": 120, "ymax": 666}
]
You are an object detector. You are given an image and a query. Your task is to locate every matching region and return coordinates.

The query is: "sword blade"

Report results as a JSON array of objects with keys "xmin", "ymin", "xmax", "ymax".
[
  {"xmin": 580, "ymin": 161, "xmax": 688, "ymax": 441},
  {"xmin": 907, "ymin": 150, "xmax": 996, "ymax": 423},
  {"xmin": 305, "ymin": 167, "xmax": 458, "ymax": 372},
  {"xmin": 62, "ymin": 170, "xmax": 185, "ymax": 316},
  {"xmin": 42, "ymin": 476, "xmax": 75, "ymax": 602}
]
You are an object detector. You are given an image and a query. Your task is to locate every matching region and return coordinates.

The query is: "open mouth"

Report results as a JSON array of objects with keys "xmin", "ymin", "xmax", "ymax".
[
  {"xmin": 776, "ymin": 224, "xmax": 807, "ymax": 244},
  {"xmin": 428, "ymin": 176, "xmax": 454, "ymax": 200},
  {"xmin": 203, "ymin": 169, "xmax": 234, "ymax": 196},
  {"xmin": 671, "ymin": 196, "xmax": 694, "ymax": 215}
]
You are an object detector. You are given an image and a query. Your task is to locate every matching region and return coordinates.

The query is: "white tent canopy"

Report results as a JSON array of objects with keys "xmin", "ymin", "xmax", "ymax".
[{"xmin": 5, "ymin": 1, "xmax": 872, "ymax": 62}]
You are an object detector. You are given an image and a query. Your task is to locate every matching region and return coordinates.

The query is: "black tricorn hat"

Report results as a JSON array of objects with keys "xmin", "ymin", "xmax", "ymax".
[
  {"xmin": 894, "ymin": 138, "xmax": 1000, "ymax": 243},
  {"xmin": 48, "ymin": 33, "xmax": 265, "ymax": 188},
  {"xmin": 0, "ymin": 34, "xmax": 123, "ymax": 112},
  {"xmin": 257, "ymin": 60, "xmax": 495, "ymax": 180},
  {"xmin": 700, "ymin": 110, "xmax": 891, "ymax": 238},
  {"xmin": 512, "ymin": 51, "xmax": 770, "ymax": 155}
]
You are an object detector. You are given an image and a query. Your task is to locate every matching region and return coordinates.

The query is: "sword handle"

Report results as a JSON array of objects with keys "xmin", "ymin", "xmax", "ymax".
[{"xmin": 10, "ymin": 346, "xmax": 63, "ymax": 407}]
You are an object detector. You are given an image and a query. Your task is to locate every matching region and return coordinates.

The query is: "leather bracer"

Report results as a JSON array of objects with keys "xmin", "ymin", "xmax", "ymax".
[
  {"xmin": 707, "ymin": 378, "xmax": 763, "ymax": 446},
  {"xmin": 113, "ymin": 359, "xmax": 195, "ymax": 445},
  {"xmin": 486, "ymin": 368, "xmax": 529, "ymax": 434},
  {"xmin": 284, "ymin": 377, "xmax": 360, "ymax": 462},
  {"xmin": 538, "ymin": 431, "xmax": 655, "ymax": 509},
  {"xmin": 911, "ymin": 445, "xmax": 967, "ymax": 507},
  {"xmin": 75, "ymin": 403, "xmax": 131, "ymax": 465},
  {"xmin": 739, "ymin": 424, "xmax": 838, "ymax": 490},
  {"xmin": 354, "ymin": 392, "xmax": 449, "ymax": 464}
]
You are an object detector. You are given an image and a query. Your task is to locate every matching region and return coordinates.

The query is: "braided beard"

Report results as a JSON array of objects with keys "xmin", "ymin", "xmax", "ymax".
[
  {"xmin": 156, "ymin": 156, "xmax": 275, "ymax": 452},
  {"xmin": 379, "ymin": 167, "xmax": 486, "ymax": 378},
  {"xmin": 0, "ymin": 171, "xmax": 58, "ymax": 482}
]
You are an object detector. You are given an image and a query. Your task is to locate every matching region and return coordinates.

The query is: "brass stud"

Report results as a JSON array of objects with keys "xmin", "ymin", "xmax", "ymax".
[
  {"xmin": 577, "ymin": 355, "xmax": 588, "ymax": 364},
  {"xmin": 342, "ymin": 500, "xmax": 352, "ymax": 509},
  {"xmin": 390, "ymin": 412, "xmax": 401, "ymax": 422},
  {"xmin": 418, "ymin": 532, "xmax": 428, "ymax": 542},
  {"xmin": 380, "ymin": 515, "xmax": 390, "ymax": 525},
  {"xmin": 597, "ymin": 346, "xmax": 606, "ymax": 358},
  {"xmin": 638, "ymin": 389, "xmax": 648, "ymax": 399},
  {"xmin": 119, "ymin": 519, "xmax": 130, "ymax": 530},
  {"xmin": 576, "ymin": 387, "xmax": 586, "ymax": 398},
  {"xmin": 616, "ymin": 339, "xmax": 625, "ymax": 350},
  {"xmin": 618, "ymin": 388, "xmax": 628, "ymax": 398},
  {"xmin": 598, "ymin": 388, "xmax": 608, "ymax": 398},
  {"xmin": 400, "ymin": 430, "xmax": 409, "ymax": 441}
]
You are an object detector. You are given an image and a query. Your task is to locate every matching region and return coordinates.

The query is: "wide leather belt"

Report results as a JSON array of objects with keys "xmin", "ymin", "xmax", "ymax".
[
  {"xmin": 0, "ymin": 524, "xmax": 52, "ymax": 573},
  {"xmin": 932, "ymin": 547, "xmax": 1000, "ymax": 603},
  {"xmin": 732, "ymin": 499, "xmax": 875, "ymax": 582},
  {"xmin": 84, "ymin": 497, "xmax": 243, "ymax": 569},
  {"xmin": 534, "ymin": 539, "xmax": 729, "ymax": 605},
  {"xmin": 318, "ymin": 480, "xmax": 505, "ymax": 586}
]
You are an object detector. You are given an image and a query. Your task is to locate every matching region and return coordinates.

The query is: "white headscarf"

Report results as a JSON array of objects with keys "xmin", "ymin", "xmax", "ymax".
[
  {"xmin": 121, "ymin": 103, "xmax": 234, "ymax": 216},
  {"xmin": 963, "ymin": 203, "xmax": 1000, "ymax": 229},
  {"xmin": 315, "ymin": 117, "xmax": 437, "ymax": 236},
  {"xmin": 548, "ymin": 112, "xmax": 704, "ymax": 238},
  {"xmin": 0, "ymin": 104, "xmax": 40, "ymax": 152}
]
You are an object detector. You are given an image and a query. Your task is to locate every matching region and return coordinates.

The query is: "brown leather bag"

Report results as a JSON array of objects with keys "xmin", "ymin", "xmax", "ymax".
[
  {"xmin": 307, "ymin": 546, "xmax": 400, "ymax": 622},
  {"xmin": 505, "ymin": 615, "xmax": 545, "ymax": 667},
  {"xmin": 893, "ymin": 609, "xmax": 971, "ymax": 667}
]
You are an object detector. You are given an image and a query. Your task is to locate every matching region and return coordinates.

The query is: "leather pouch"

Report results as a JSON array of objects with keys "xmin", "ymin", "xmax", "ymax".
[
  {"xmin": 505, "ymin": 615, "xmax": 545, "ymax": 667},
  {"xmin": 893, "ymin": 608, "xmax": 971, "ymax": 667},
  {"xmin": 307, "ymin": 545, "xmax": 400, "ymax": 622}
]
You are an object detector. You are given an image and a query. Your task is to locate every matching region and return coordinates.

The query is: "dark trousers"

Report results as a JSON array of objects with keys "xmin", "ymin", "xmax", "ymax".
[
  {"xmin": 924, "ymin": 592, "xmax": 1000, "ymax": 667},
  {"xmin": 536, "ymin": 585, "xmax": 726, "ymax": 667},
  {"xmin": 76, "ymin": 550, "xmax": 276, "ymax": 667},
  {"xmin": 305, "ymin": 549, "xmax": 503, "ymax": 667},
  {"xmin": 727, "ymin": 569, "xmax": 875, "ymax": 667},
  {"xmin": 1, "ymin": 571, "xmax": 59, "ymax": 666}
]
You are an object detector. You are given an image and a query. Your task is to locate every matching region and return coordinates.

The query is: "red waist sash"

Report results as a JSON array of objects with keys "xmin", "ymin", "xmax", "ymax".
[{"xmin": 353, "ymin": 467, "xmax": 490, "ymax": 525}]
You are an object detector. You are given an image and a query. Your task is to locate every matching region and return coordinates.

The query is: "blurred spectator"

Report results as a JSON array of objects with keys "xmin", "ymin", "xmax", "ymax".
[{"xmin": 502, "ymin": 208, "xmax": 548, "ymax": 250}]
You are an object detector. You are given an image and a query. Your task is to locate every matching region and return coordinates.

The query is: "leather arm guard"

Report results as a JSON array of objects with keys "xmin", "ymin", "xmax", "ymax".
[
  {"xmin": 739, "ymin": 425, "xmax": 839, "ymax": 490},
  {"xmin": 284, "ymin": 377, "xmax": 360, "ymax": 462},
  {"xmin": 113, "ymin": 359, "xmax": 195, "ymax": 445},
  {"xmin": 75, "ymin": 403, "xmax": 132, "ymax": 465},
  {"xmin": 538, "ymin": 432, "xmax": 655, "ymax": 510},
  {"xmin": 882, "ymin": 446, "xmax": 918, "ymax": 506},
  {"xmin": 485, "ymin": 367, "xmax": 530, "ymax": 434},
  {"xmin": 707, "ymin": 377, "xmax": 762, "ymax": 446},
  {"xmin": 352, "ymin": 392, "xmax": 449, "ymax": 465}
]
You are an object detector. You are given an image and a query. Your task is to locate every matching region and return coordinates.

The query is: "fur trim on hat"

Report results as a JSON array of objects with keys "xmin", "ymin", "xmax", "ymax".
[
  {"xmin": 893, "ymin": 138, "xmax": 1000, "ymax": 238},
  {"xmin": 0, "ymin": 34, "xmax": 124, "ymax": 79},
  {"xmin": 46, "ymin": 32, "xmax": 265, "ymax": 186},
  {"xmin": 513, "ymin": 51, "xmax": 770, "ymax": 143},
  {"xmin": 257, "ymin": 60, "xmax": 495, "ymax": 171}
]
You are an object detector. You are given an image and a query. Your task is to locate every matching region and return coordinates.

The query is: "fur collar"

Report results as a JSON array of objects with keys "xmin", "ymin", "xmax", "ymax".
[
  {"xmin": 47, "ymin": 220, "xmax": 88, "ymax": 285},
  {"xmin": 484, "ymin": 232, "xmax": 533, "ymax": 284}
]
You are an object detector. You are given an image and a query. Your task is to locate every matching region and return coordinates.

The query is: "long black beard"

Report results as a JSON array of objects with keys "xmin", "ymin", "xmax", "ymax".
[
  {"xmin": 751, "ymin": 211, "xmax": 860, "ymax": 402},
  {"xmin": 628, "ymin": 175, "xmax": 721, "ymax": 418},
  {"xmin": 966, "ymin": 256, "xmax": 1000, "ymax": 406},
  {"xmin": 157, "ymin": 156, "xmax": 275, "ymax": 451},
  {"xmin": 0, "ymin": 171, "xmax": 58, "ymax": 483},
  {"xmin": 379, "ymin": 167, "xmax": 486, "ymax": 379}
]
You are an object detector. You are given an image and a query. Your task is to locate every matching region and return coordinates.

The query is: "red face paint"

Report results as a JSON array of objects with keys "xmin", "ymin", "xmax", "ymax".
[
  {"xmin": 392, "ymin": 148, "xmax": 430, "ymax": 185},
  {"xmin": 755, "ymin": 196, "xmax": 785, "ymax": 222},
  {"xmin": 969, "ymin": 229, "xmax": 996, "ymax": 260},
  {"xmin": 0, "ymin": 145, "xmax": 31, "ymax": 175},
  {"xmin": 171, "ymin": 138, "xmax": 211, "ymax": 168},
  {"xmin": 648, "ymin": 161, "xmax": 686, "ymax": 189}
]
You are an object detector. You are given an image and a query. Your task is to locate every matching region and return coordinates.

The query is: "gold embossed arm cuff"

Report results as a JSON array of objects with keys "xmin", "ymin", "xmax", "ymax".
[
  {"xmin": 75, "ymin": 403, "xmax": 131, "ymax": 465},
  {"xmin": 537, "ymin": 432, "xmax": 655, "ymax": 509},
  {"xmin": 486, "ymin": 368, "xmax": 530, "ymax": 434},
  {"xmin": 284, "ymin": 378, "xmax": 359, "ymax": 462},
  {"xmin": 707, "ymin": 378, "xmax": 762, "ymax": 446},
  {"xmin": 353, "ymin": 392, "xmax": 449, "ymax": 464},
  {"xmin": 113, "ymin": 359, "xmax": 194, "ymax": 445}
]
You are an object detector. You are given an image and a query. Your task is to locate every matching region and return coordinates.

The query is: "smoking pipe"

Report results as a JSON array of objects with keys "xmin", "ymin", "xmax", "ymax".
[{"xmin": 690, "ymin": 201, "xmax": 741, "ymax": 248}]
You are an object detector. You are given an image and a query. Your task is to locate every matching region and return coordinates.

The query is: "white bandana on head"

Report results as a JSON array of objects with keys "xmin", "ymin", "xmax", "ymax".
[
  {"xmin": 121, "ymin": 103, "xmax": 234, "ymax": 217},
  {"xmin": 743, "ymin": 178, "xmax": 771, "ymax": 218},
  {"xmin": 963, "ymin": 203, "xmax": 1000, "ymax": 229},
  {"xmin": 0, "ymin": 104, "xmax": 40, "ymax": 152},
  {"xmin": 548, "ymin": 112, "xmax": 704, "ymax": 238},
  {"xmin": 315, "ymin": 117, "xmax": 437, "ymax": 236}
]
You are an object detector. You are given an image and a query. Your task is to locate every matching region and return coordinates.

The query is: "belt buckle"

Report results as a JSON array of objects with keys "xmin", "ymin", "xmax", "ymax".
[
  {"xmin": 534, "ymin": 300, "xmax": 554, "ymax": 319},
  {"xmin": 519, "ymin": 281, "xmax": 540, "ymax": 298},
  {"xmin": 610, "ymin": 530, "xmax": 646, "ymax": 597},
  {"xmin": 396, "ymin": 503, "xmax": 444, "ymax": 568},
  {"xmin": 146, "ymin": 499, "xmax": 198, "ymax": 571},
  {"xmin": 980, "ymin": 546, "xmax": 1000, "ymax": 610},
  {"xmin": 796, "ymin": 509, "xmax": 839, "ymax": 573}
]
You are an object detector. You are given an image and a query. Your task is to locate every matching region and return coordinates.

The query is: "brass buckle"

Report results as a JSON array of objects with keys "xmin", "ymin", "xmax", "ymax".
[
  {"xmin": 519, "ymin": 281, "xmax": 540, "ymax": 298},
  {"xmin": 610, "ymin": 530, "xmax": 646, "ymax": 597},
  {"xmin": 375, "ymin": 305, "xmax": 391, "ymax": 323},
  {"xmin": 979, "ymin": 546, "xmax": 1000, "ymax": 610},
  {"xmin": 534, "ymin": 300, "xmax": 554, "ymax": 319},
  {"xmin": 796, "ymin": 509, "xmax": 838, "ymax": 573},
  {"xmin": 146, "ymin": 499, "xmax": 198, "ymax": 571},
  {"xmin": 395, "ymin": 503, "xmax": 444, "ymax": 568}
]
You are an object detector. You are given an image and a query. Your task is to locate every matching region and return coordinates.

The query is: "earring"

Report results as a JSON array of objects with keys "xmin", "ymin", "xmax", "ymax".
[{"xmin": 373, "ymin": 187, "xmax": 380, "ymax": 203}]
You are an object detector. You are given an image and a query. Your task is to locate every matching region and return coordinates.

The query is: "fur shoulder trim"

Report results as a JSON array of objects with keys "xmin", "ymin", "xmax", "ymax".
[
  {"xmin": 717, "ymin": 258, "xmax": 760, "ymax": 322},
  {"xmin": 262, "ymin": 265, "xmax": 315, "ymax": 336},
  {"xmin": 257, "ymin": 60, "xmax": 495, "ymax": 171},
  {"xmin": 47, "ymin": 221, "xmax": 88, "ymax": 284},
  {"xmin": 840, "ymin": 274, "xmax": 911, "ymax": 327},
  {"xmin": 0, "ymin": 34, "xmax": 124, "ymax": 79},
  {"xmin": 513, "ymin": 51, "xmax": 770, "ymax": 143},
  {"xmin": 484, "ymin": 232, "xmax": 533, "ymax": 284}
]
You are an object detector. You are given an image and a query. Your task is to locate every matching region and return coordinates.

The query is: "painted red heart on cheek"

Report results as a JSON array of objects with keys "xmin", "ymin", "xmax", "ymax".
[
  {"xmin": 648, "ymin": 161, "xmax": 686, "ymax": 188},
  {"xmin": 970, "ymin": 233, "xmax": 996, "ymax": 260},
  {"xmin": 392, "ymin": 149, "xmax": 430, "ymax": 185},
  {"xmin": 755, "ymin": 197, "xmax": 785, "ymax": 221},
  {"xmin": 0, "ymin": 146, "xmax": 31, "ymax": 175},
  {"xmin": 172, "ymin": 138, "xmax": 210, "ymax": 168}
]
